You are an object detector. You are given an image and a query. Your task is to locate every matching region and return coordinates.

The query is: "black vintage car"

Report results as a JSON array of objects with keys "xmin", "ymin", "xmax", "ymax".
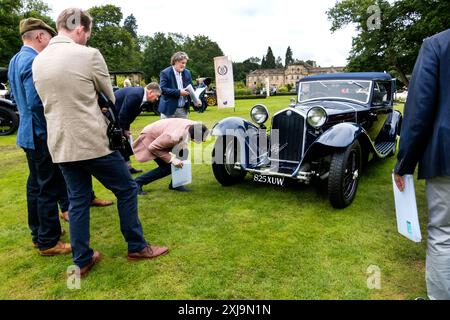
[{"xmin": 211, "ymin": 72, "xmax": 402, "ymax": 208}]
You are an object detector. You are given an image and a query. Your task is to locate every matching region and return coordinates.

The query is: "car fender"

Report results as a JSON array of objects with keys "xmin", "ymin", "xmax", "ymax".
[
  {"xmin": 315, "ymin": 123, "xmax": 369, "ymax": 148},
  {"xmin": 212, "ymin": 117, "xmax": 263, "ymax": 169},
  {"xmin": 302, "ymin": 123, "xmax": 376, "ymax": 163}
]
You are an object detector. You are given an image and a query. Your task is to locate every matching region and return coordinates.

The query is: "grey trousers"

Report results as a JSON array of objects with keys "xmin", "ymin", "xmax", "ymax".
[
  {"xmin": 161, "ymin": 108, "xmax": 188, "ymax": 119},
  {"xmin": 426, "ymin": 176, "xmax": 450, "ymax": 300}
]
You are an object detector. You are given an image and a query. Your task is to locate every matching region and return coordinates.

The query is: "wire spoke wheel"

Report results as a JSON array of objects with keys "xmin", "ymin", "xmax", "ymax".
[{"xmin": 328, "ymin": 140, "xmax": 362, "ymax": 208}]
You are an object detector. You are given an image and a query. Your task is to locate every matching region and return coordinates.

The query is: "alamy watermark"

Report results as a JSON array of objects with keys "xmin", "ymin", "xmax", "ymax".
[
  {"xmin": 367, "ymin": 265, "xmax": 382, "ymax": 290},
  {"xmin": 367, "ymin": 5, "xmax": 382, "ymax": 31},
  {"xmin": 67, "ymin": 265, "xmax": 81, "ymax": 290}
]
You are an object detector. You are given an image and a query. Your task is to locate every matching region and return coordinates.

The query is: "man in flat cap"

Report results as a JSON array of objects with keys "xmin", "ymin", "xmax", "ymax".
[{"xmin": 8, "ymin": 18, "xmax": 72, "ymax": 256}]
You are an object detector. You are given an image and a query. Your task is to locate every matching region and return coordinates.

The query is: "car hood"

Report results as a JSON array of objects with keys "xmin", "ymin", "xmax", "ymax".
[{"xmin": 295, "ymin": 100, "xmax": 366, "ymax": 116}]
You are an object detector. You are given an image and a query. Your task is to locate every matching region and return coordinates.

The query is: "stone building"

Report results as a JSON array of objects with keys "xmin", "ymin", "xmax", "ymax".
[{"xmin": 246, "ymin": 63, "xmax": 345, "ymax": 89}]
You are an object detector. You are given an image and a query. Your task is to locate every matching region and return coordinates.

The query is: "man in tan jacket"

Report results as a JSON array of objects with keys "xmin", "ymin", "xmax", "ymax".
[
  {"xmin": 33, "ymin": 8, "xmax": 168, "ymax": 277},
  {"xmin": 133, "ymin": 119, "xmax": 209, "ymax": 194}
]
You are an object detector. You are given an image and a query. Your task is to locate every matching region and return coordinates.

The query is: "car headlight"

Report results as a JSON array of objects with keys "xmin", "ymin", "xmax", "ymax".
[
  {"xmin": 250, "ymin": 104, "xmax": 269, "ymax": 125},
  {"xmin": 307, "ymin": 106, "xmax": 327, "ymax": 128}
]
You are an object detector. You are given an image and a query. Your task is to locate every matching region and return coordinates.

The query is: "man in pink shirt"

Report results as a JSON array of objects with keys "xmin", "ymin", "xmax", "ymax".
[{"xmin": 133, "ymin": 119, "xmax": 208, "ymax": 194}]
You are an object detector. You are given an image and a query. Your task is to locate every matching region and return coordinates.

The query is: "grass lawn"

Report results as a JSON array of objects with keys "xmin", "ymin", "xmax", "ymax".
[{"xmin": 0, "ymin": 95, "xmax": 427, "ymax": 300}]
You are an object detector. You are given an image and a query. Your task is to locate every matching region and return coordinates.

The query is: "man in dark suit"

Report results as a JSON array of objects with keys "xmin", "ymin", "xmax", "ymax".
[
  {"xmin": 394, "ymin": 29, "xmax": 450, "ymax": 300},
  {"xmin": 158, "ymin": 51, "xmax": 201, "ymax": 119},
  {"xmin": 114, "ymin": 83, "xmax": 161, "ymax": 174}
]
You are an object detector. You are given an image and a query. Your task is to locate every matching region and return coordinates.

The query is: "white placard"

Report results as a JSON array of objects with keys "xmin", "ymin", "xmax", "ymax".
[
  {"xmin": 392, "ymin": 174, "xmax": 422, "ymax": 242},
  {"xmin": 214, "ymin": 56, "xmax": 235, "ymax": 109},
  {"xmin": 171, "ymin": 160, "xmax": 192, "ymax": 188}
]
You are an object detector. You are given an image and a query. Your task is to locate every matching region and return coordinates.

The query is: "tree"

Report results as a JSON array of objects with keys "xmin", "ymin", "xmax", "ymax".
[
  {"xmin": 285, "ymin": 46, "xmax": 294, "ymax": 67},
  {"xmin": 141, "ymin": 32, "xmax": 181, "ymax": 81},
  {"xmin": 276, "ymin": 56, "xmax": 283, "ymax": 68},
  {"xmin": 327, "ymin": 0, "xmax": 450, "ymax": 87},
  {"xmin": 0, "ymin": 0, "xmax": 53, "ymax": 67},
  {"xmin": 233, "ymin": 57, "xmax": 261, "ymax": 82},
  {"xmin": 88, "ymin": 5, "xmax": 142, "ymax": 71},
  {"xmin": 124, "ymin": 14, "xmax": 138, "ymax": 38},
  {"xmin": 263, "ymin": 46, "xmax": 276, "ymax": 69},
  {"xmin": 182, "ymin": 35, "xmax": 223, "ymax": 79}
]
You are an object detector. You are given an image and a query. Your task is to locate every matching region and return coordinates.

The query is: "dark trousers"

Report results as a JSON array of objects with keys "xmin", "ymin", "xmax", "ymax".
[
  {"xmin": 24, "ymin": 138, "xmax": 64, "ymax": 250},
  {"xmin": 59, "ymin": 151, "xmax": 147, "ymax": 268},
  {"xmin": 135, "ymin": 158, "xmax": 171, "ymax": 187}
]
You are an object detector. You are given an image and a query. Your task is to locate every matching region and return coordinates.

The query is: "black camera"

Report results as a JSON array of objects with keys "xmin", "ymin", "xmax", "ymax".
[{"xmin": 98, "ymin": 92, "xmax": 126, "ymax": 151}]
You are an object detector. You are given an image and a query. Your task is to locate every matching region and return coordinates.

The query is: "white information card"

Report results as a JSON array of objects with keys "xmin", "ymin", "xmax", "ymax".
[
  {"xmin": 392, "ymin": 174, "xmax": 422, "ymax": 243},
  {"xmin": 171, "ymin": 160, "xmax": 192, "ymax": 188}
]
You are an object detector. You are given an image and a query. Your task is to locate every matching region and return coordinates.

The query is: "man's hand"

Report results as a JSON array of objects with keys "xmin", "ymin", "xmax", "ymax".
[
  {"xmin": 171, "ymin": 158, "xmax": 184, "ymax": 168},
  {"xmin": 180, "ymin": 89, "xmax": 190, "ymax": 97},
  {"xmin": 123, "ymin": 130, "xmax": 131, "ymax": 139},
  {"xmin": 195, "ymin": 101, "xmax": 202, "ymax": 107},
  {"xmin": 394, "ymin": 173, "xmax": 405, "ymax": 192}
]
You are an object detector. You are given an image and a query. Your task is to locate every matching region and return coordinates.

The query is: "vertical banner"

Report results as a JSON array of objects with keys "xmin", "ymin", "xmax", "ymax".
[
  {"xmin": 265, "ymin": 77, "xmax": 270, "ymax": 97},
  {"xmin": 214, "ymin": 56, "xmax": 235, "ymax": 109}
]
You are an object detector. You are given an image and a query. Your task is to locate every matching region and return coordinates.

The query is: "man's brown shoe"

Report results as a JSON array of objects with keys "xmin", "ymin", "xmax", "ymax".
[
  {"xmin": 60, "ymin": 211, "xmax": 69, "ymax": 222},
  {"xmin": 128, "ymin": 245, "xmax": 169, "ymax": 261},
  {"xmin": 90, "ymin": 198, "xmax": 113, "ymax": 207},
  {"xmin": 39, "ymin": 241, "xmax": 72, "ymax": 256},
  {"xmin": 80, "ymin": 251, "xmax": 101, "ymax": 278}
]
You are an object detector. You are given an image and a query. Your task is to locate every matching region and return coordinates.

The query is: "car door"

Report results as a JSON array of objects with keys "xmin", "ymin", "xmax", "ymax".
[{"xmin": 366, "ymin": 81, "xmax": 393, "ymax": 141}]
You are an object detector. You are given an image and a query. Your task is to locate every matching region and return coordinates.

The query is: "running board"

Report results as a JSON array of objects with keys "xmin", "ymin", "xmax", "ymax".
[{"xmin": 374, "ymin": 141, "xmax": 395, "ymax": 155}]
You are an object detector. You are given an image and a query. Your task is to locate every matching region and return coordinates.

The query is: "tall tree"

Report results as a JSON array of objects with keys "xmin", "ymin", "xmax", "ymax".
[
  {"xmin": 141, "ymin": 32, "xmax": 181, "ymax": 81},
  {"xmin": 123, "ymin": 14, "xmax": 138, "ymax": 38},
  {"xmin": 88, "ymin": 5, "xmax": 142, "ymax": 71},
  {"xmin": 182, "ymin": 35, "xmax": 223, "ymax": 79},
  {"xmin": 327, "ymin": 0, "xmax": 450, "ymax": 87},
  {"xmin": 0, "ymin": 0, "xmax": 53, "ymax": 67},
  {"xmin": 264, "ymin": 46, "xmax": 276, "ymax": 69},
  {"xmin": 285, "ymin": 46, "xmax": 294, "ymax": 67}
]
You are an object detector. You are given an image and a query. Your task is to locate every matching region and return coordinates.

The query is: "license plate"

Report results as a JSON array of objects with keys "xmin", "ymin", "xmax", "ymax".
[{"xmin": 253, "ymin": 174, "xmax": 285, "ymax": 187}]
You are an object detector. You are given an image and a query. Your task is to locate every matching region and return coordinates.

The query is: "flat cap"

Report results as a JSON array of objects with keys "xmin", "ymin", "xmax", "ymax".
[{"xmin": 19, "ymin": 18, "xmax": 57, "ymax": 37}]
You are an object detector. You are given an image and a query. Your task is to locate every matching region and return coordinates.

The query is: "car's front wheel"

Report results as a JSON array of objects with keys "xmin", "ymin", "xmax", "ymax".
[
  {"xmin": 212, "ymin": 135, "xmax": 247, "ymax": 186},
  {"xmin": 328, "ymin": 140, "xmax": 362, "ymax": 209}
]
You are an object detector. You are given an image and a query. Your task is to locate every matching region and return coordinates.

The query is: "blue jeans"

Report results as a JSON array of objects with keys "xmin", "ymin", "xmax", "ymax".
[
  {"xmin": 24, "ymin": 137, "xmax": 64, "ymax": 249},
  {"xmin": 59, "ymin": 151, "xmax": 147, "ymax": 268},
  {"xmin": 135, "ymin": 158, "xmax": 171, "ymax": 187}
]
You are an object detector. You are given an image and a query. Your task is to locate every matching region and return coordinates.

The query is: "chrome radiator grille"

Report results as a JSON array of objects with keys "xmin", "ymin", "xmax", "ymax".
[{"xmin": 270, "ymin": 110, "xmax": 304, "ymax": 162}]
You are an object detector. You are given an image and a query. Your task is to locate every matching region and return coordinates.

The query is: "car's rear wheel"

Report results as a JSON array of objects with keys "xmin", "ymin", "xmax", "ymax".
[
  {"xmin": 328, "ymin": 140, "xmax": 362, "ymax": 209},
  {"xmin": 212, "ymin": 135, "xmax": 247, "ymax": 186},
  {"xmin": 0, "ymin": 106, "xmax": 19, "ymax": 136}
]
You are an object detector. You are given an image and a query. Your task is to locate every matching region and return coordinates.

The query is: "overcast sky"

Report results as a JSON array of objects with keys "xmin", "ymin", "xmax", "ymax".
[{"xmin": 43, "ymin": 0, "xmax": 357, "ymax": 66}]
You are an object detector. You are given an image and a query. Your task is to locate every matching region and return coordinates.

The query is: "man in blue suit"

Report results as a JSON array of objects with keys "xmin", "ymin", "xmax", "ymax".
[
  {"xmin": 8, "ymin": 18, "xmax": 71, "ymax": 256},
  {"xmin": 158, "ymin": 52, "xmax": 201, "ymax": 119},
  {"xmin": 113, "ymin": 83, "xmax": 161, "ymax": 174},
  {"xmin": 394, "ymin": 29, "xmax": 450, "ymax": 300}
]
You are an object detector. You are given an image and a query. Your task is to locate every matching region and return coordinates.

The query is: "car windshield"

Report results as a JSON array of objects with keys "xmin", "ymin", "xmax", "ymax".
[{"xmin": 298, "ymin": 80, "xmax": 372, "ymax": 103}]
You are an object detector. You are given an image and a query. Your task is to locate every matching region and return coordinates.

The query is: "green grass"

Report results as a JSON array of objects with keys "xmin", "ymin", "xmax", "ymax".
[{"xmin": 0, "ymin": 96, "xmax": 427, "ymax": 300}]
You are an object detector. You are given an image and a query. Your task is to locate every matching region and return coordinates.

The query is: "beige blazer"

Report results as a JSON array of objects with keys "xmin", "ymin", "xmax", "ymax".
[
  {"xmin": 133, "ymin": 119, "xmax": 198, "ymax": 163},
  {"xmin": 32, "ymin": 35, "xmax": 115, "ymax": 163}
]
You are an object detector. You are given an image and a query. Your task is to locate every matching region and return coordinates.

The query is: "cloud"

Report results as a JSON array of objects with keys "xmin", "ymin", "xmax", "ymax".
[{"xmin": 44, "ymin": 0, "xmax": 356, "ymax": 66}]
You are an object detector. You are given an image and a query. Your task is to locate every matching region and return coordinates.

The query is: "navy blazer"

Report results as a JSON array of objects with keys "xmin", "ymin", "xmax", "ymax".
[
  {"xmin": 395, "ymin": 29, "xmax": 450, "ymax": 179},
  {"xmin": 113, "ymin": 87, "xmax": 145, "ymax": 131},
  {"xmin": 158, "ymin": 66, "xmax": 193, "ymax": 116}
]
